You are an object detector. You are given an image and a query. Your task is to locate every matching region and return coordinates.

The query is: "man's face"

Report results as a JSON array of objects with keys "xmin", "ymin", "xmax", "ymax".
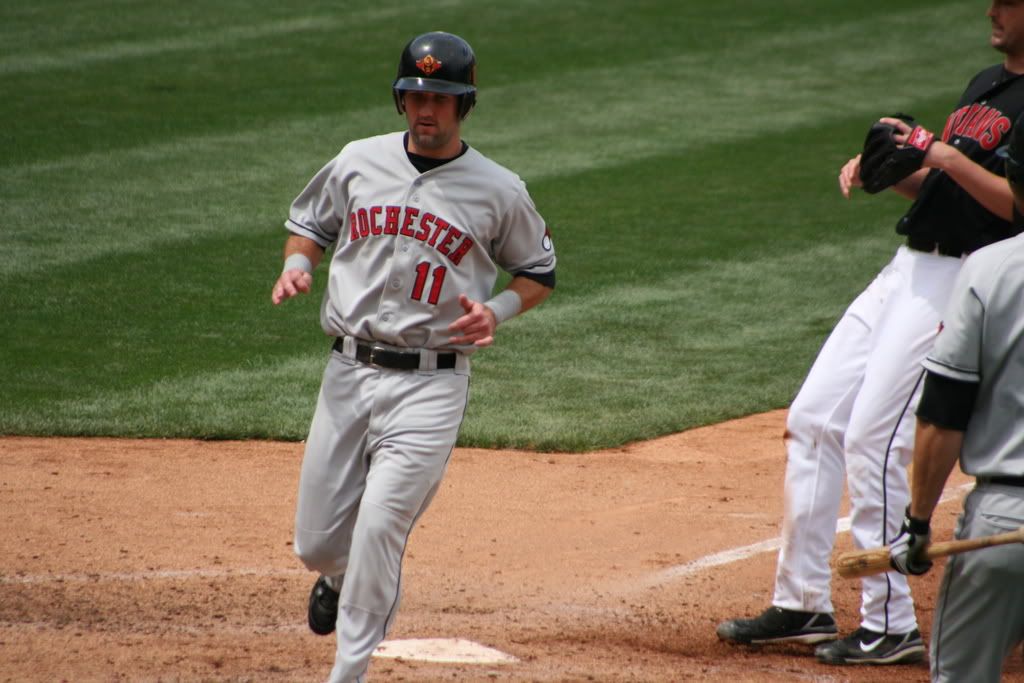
[
  {"xmin": 402, "ymin": 91, "xmax": 461, "ymax": 156},
  {"xmin": 989, "ymin": 0, "xmax": 1024, "ymax": 55}
]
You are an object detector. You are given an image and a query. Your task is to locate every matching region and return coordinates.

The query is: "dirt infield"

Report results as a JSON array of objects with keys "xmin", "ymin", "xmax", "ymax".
[{"xmin": 2, "ymin": 410, "xmax": 1022, "ymax": 682}]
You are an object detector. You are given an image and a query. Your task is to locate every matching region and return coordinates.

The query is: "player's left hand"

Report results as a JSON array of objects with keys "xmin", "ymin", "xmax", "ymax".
[
  {"xmin": 448, "ymin": 294, "xmax": 497, "ymax": 347},
  {"xmin": 880, "ymin": 116, "xmax": 948, "ymax": 169},
  {"xmin": 889, "ymin": 507, "xmax": 933, "ymax": 576}
]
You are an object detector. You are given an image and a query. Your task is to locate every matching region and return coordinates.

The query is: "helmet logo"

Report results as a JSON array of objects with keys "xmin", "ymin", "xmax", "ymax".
[{"xmin": 416, "ymin": 54, "xmax": 442, "ymax": 75}]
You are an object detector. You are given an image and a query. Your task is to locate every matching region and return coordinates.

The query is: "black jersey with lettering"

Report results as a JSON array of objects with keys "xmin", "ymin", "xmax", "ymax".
[{"xmin": 897, "ymin": 64, "xmax": 1024, "ymax": 255}]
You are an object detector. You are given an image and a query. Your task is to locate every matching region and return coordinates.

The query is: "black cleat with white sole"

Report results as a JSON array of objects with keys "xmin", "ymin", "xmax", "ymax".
[
  {"xmin": 814, "ymin": 627, "xmax": 925, "ymax": 665},
  {"xmin": 716, "ymin": 606, "xmax": 838, "ymax": 645}
]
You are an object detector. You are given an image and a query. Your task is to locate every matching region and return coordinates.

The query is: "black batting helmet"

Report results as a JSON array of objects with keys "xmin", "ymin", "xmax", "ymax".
[
  {"xmin": 393, "ymin": 31, "xmax": 477, "ymax": 120},
  {"xmin": 1000, "ymin": 113, "xmax": 1024, "ymax": 206}
]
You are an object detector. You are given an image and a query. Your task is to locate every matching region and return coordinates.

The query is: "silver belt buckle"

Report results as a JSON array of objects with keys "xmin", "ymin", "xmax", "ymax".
[{"xmin": 368, "ymin": 345, "xmax": 384, "ymax": 366}]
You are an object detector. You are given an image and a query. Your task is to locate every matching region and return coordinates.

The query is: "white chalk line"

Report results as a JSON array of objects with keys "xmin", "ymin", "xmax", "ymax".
[{"xmin": 643, "ymin": 482, "xmax": 973, "ymax": 588}]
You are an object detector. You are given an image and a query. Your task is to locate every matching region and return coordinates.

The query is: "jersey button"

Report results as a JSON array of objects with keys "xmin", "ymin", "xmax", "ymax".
[
  {"xmin": 391, "ymin": 279, "xmax": 402, "ymax": 289},
  {"xmin": 381, "ymin": 313, "xmax": 392, "ymax": 322}
]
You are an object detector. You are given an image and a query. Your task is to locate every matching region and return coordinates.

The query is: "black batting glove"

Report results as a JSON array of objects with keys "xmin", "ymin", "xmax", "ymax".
[{"xmin": 889, "ymin": 506, "xmax": 933, "ymax": 575}]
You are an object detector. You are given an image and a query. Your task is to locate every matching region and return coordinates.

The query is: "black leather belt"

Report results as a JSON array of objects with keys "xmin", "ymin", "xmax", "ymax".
[
  {"xmin": 333, "ymin": 337, "xmax": 456, "ymax": 370},
  {"xmin": 979, "ymin": 475, "xmax": 1024, "ymax": 487},
  {"xmin": 906, "ymin": 235, "xmax": 962, "ymax": 258}
]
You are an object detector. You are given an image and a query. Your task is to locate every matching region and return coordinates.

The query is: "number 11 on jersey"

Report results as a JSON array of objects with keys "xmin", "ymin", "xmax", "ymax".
[{"xmin": 410, "ymin": 261, "xmax": 447, "ymax": 305}]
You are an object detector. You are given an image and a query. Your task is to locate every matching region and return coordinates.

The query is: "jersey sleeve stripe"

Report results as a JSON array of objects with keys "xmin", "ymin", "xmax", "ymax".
[
  {"xmin": 286, "ymin": 218, "xmax": 335, "ymax": 249},
  {"xmin": 922, "ymin": 357, "xmax": 981, "ymax": 383}
]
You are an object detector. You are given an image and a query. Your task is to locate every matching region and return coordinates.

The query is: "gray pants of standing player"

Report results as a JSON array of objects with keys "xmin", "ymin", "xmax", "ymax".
[
  {"xmin": 930, "ymin": 482, "xmax": 1024, "ymax": 682},
  {"xmin": 293, "ymin": 345, "xmax": 470, "ymax": 682}
]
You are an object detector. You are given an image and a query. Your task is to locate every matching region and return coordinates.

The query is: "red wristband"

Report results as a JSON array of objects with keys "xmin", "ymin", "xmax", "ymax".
[{"xmin": 907, "ymin": 126, "xmax": 935, "ymax": 151}]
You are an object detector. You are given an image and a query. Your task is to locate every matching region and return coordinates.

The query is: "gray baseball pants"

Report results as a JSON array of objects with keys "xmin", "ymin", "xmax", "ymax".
[
  {"xmin": 930, "ymin": 482, "xmax": 1024, "ymax": 682},
  {"xmin": 293, "ymin": 344, "xmax": 470, "ymax": 682}
]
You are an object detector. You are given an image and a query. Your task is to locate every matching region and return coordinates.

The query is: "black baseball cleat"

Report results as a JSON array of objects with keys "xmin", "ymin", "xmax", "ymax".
[
  {"xmin": 307, "ymin": 576, "xmax": 340, "ymax": 636},
  {"xmin": 814, "ymin": 627, "xmax": 925, "ymax": 665},
  {"xmin": 716, "ymin": 606, "xmax": 838, "ymax": 645}
]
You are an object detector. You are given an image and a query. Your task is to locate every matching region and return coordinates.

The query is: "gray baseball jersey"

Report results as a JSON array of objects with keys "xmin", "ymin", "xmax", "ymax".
[
  {"xmin": 286, "ymin": 131, "xmax": 557, "ymax": 353},
  {"xmin": 923, "ymin": 231, "xmax": 1024, "ymax": 476},
  {"xmin": 920, "ymin": 232, "xmax": 1024, "ymax": 683}
]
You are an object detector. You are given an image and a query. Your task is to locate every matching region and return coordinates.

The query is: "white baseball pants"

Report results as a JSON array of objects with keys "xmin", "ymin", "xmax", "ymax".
[
  {"xmin": 293, "ymin": 347, "xmax": 469, "ymax": 682},
  {"xmin": 772, "ymin": 245, "xmax": 962, "ymax": 634}
]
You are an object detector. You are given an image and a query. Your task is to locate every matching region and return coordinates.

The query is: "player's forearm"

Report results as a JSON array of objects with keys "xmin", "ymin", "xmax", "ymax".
[
  {"xmin": 282, "ymin": 234, "xmax": 326, "ymax": 271},
  {"xmin": 505, "ymin": 276, "xmax": 553, "ymax": 316},
  {"xmin": 909, "ymin": 419, "xmax": 964, "ymax": 521},
  {"xmin": 930, "ymin": 144, "xmax": 1015, "ymax": 221}
]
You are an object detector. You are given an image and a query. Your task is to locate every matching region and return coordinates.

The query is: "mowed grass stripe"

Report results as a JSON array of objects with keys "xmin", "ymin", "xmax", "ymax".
[
  {"xmin": 0, "ymin": 1, "xmax": 472, "ymax": 75},
  {"xmin": 0, "ymin": 17, "xmax": 346, "ymax": 76},
  {"xmin": 1, "ymin": 234, "xmax": 893, "ymax": 445},
  {"xmin": 0, "ymin": 2, "xmax": 984, "ymax": 277}
]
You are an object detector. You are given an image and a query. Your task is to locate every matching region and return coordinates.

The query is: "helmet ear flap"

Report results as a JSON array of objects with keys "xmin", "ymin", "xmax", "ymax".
[{"xmin": 458, "ymin": 92, "xmax": 476, "ymax": 120}]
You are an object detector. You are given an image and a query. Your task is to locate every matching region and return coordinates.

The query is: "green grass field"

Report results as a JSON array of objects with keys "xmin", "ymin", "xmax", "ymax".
[{"xmin": 0, "ymin": 0, "xmax": 995, "ymax": 450}]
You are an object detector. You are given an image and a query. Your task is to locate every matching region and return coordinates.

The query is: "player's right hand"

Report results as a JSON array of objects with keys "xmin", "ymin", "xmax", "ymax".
[
  {"xmin": 271, "ymin": 270, "xmax": 313, "ymax": 305},
  {"xmin": 889, "ymin": 507, "xmax": 933, "ymax": 575},
  {"xmin": 838, "ymin": 153, "xmax": 863, "ymax": 199},
  {"xmin": 448, "ymin": 294, "xmax": 497, "ymax": 347}
]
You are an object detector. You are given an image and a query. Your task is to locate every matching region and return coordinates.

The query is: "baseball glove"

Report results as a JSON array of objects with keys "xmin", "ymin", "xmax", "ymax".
[{"xmin": 859, "ymin": 114, "xmax": 935, "ymax": 194}]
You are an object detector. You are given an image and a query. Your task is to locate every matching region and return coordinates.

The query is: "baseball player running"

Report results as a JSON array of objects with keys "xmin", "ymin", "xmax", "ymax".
[
  {"xmin": 271, "ymin": 31, "xmax": 556, "ymax": 682},
  {"xmin": 887, "ymin": 113, "xmax": 1024, "ymax": 683},
  {"xmin": 717, "ymin": 0, "xmax": 1024, "ymax": 666}
]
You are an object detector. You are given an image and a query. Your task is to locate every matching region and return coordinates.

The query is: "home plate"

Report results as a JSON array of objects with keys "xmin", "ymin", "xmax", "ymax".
[{"xmin": 372, "ymin": 638, "xmax": 518, "ymax": 664}]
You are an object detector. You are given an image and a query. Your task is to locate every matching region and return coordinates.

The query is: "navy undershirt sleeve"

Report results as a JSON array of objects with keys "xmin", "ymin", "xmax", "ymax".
[
  {"xmin": 515, "ymin": 270, "xmax": 556, "ymax": 289},
  {"xmin": 916, "ymin": 370, "xmax": 979, "ymax": 431}
]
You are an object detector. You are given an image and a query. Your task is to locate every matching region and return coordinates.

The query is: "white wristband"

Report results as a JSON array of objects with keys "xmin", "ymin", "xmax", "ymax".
[
  {"xmin": 484, "ymin": 290, "xmax": 522, "ymax": 324},
  {"xmin": 283, "ymin": 253, "xmax": 313, "ymax": 275}
]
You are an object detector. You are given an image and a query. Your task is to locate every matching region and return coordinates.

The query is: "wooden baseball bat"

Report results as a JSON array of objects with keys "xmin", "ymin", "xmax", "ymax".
[{"xmin": 836, "ymin": 526, "xmax": 1024, "ymax": 579}]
